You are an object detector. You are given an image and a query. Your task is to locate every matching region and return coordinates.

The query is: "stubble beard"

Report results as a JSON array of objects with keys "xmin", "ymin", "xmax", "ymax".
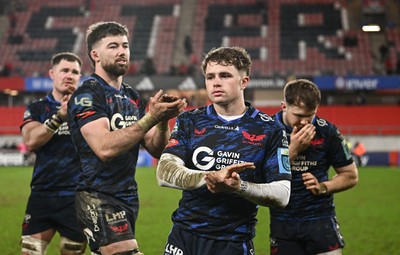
[{"xmin": 103, "ymin": 61, "xmax": 129, "ymax": 77}]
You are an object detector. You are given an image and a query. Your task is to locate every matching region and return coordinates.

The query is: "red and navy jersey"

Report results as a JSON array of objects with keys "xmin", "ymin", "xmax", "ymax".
[
  {"xmin": 271, "ymin": 111, "xmax": 354, "ymax": 221},
  {"xmin": 67, "ymin": 74, "xmax": 146, "ymax": 204},
  {"xmin": 20, "ymin": 94, "xmax": 80, "ymax": 196},
  {"xmin": 163, "ymin": 103, "xmax": 291, "ymax": 241}
]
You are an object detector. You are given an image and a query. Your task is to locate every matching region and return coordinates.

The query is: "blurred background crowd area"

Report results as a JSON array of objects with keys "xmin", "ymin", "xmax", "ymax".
[
  {"xmin": 1, "ymin": 0, "xmax": 400, "ymax": 77},
  {"xmin": 0, "ymin": 0, "xmax": 399, "ymax": 166},
  {"xmin": 0, "ymin": 0, "xmax": 399, "ymax": 104}
]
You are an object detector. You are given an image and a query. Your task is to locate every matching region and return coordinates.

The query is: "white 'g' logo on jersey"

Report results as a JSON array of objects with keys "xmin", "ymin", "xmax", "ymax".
[
  {"xmin": 110, "ymin": 114, "xmax": 138, "ymax": 130},
  {"xmin": 192, "ymin": 146, "xmax": 215, "ymax": 170},
  {"xmin": 111, "ymin": 113, "xmax": 125, "ymax": 130}
]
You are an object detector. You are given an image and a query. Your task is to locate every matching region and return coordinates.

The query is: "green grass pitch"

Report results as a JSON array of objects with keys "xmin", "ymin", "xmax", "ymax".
[{"xmin": 1, "ymin": 166, "xmax": 399, "ymax": 255}]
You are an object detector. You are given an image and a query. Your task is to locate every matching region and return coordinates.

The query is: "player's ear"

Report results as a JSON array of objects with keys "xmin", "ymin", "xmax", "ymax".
[
  {"xmin": 240, "ymin": 76, "xmax": 250, "ymax": 90},
  {"xmin": 90, "ymin": 50, "xmax": 100, "ymax": 63},
  {"xmin": 281, "ymin": 101, "xmax": 287, "ymax": 111},
  {"xmin": 48, "ymin": 69, "xmax": 54, "ymax": 80}
]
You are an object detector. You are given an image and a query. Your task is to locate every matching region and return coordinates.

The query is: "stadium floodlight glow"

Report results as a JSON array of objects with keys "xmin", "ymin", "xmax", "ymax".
[{"xmin": 362, "ymin": 24, "xmax": 381, "ymax": 32}]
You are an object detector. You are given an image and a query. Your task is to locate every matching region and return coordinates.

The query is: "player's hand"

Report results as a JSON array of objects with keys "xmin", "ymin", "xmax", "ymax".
[
  {"xmin": 58, "ymin": 94, "xmax": 73, "ymax": 118},
  {"xmin": 302, "ymin": 172, "xmax": 324, "ymax": 195},
  {"xmin": 205, "ymin": 162, "xmax": 255, "ymax": 193},
  {"xmin": 159, "ymin": 93, "xmax": 179, "ymax": 103},
  {"xmin": 290, "ymin": 124, "xmax": 315, "ymax": 154},
  {"xmin": 65, "ymin": 84, "xmax": 77, "ymax": 95},
  {"xmin": 148, "ymin": 90, "xmax": 187, "ymax": 122}
]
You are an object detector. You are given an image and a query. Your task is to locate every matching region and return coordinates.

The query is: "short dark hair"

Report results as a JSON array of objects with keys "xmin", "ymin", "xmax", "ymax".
[
  {"xmin": 201, "ymin": 46, "xmax": 252, "ymax": 76},
  {"xmin": 283, "ymin": 79, "xmax": 321, "ymax": 111},
  {"xmin": 86, "ymin": 21, "xmax": 129, "ymax": 66},
  {"xmin": 51, "ymin": 52, "xmax": 82, "ymax": 68}
]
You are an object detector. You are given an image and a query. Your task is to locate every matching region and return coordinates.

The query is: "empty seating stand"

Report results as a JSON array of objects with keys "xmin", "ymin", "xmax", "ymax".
[
  {"xmin": 194, "ymin": 0, "xmax": 373, "ymax": 77},
  {"xmin": 0, "ymin": 0, "xmax": 375, "ymax": 77},
  {"xmin": 0, "ymin": 0, "xmax": 180, "ymax": 76}
]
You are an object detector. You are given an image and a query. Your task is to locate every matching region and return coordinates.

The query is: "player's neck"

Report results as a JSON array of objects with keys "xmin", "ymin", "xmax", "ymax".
[
  {"xmin": 51, "ymin": 90, "xmax": 63, "ymax": 102},
  {"xmin": 96, "ymin": 69, "xmax": 123, "ymax": 90},
  {"xmin": 214, "ymin": 102, "xmax": 247, "ymax": 116}
]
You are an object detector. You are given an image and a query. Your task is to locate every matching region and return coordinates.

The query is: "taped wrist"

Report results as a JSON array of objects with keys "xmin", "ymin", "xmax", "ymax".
[
  {"xmin": 137, "ymin": 113, "xmax": 158, "ymax": 133},
  {"xmin": 44, "ymin": 111, "xmax": 65, "ymax": 133},
  {"xmin": 156, "ymin": 121, "xmax": 169, "ymax": 131},
  {"xmin": 157, "ymin": 153, "xmax": 206, "ymax": 190}
]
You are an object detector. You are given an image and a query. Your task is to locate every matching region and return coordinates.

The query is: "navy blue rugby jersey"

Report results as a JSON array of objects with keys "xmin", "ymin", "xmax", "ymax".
[
  {"xmin": 163, "ymin": 103, "xmax": 291, "ymax": 241},
  {"xmin": 67, "ymin": 74, "xmax": 146, "ymax": 203},
  {"xmin": 270, "ymin": 111, "xmax": 354, "ymax": 221},
  {"xmin": 20, "ymin": 93, "xmax": 80, "ymax": 196}
]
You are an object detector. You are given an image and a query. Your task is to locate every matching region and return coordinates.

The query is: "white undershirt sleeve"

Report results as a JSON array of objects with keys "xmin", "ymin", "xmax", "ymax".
[
  {"xmin": 235, "ymin": 180, "xmax": 291, "ymax": 208},
  {"xmin": 157, "ymin": 153, "xmax": 291, "ymax": 209}
]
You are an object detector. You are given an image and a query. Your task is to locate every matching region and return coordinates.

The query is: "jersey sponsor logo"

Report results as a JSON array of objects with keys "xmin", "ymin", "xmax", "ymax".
[
  {"xmin": 192, "ymin": 146, "xmax": 245, "ymax": 170},
  {"xmin": 193, "ymin": 146, "xmax": 215, "ymax": 170},
  {"xmin": 114, "ymin": 94, "xmax": 128, "ymax": 99},
  {"xmin": 242, "ymin": 130, "xmax": 267, "ymax": 142},
  {"xmin": 22, "ymin": 214, "xmax": 30, "ymax": 230},
  {"xmin": 316, "ymin": 118, "xmax": 327, "ymax": 127},
  {"xmin": 164, "ymin": 243, "xmax": 183, "ymax": 255},
  {"xmin": 110, "ymin": 223, "xmax": 129, "ymax": 233},
  {"xmin": 110, "ymin": 113, "xmax": 138, "ymax": 130},
  {"xmin": 23, "ymin": 110, "xmax": 31, "ymax": 119},
  {"xmin": 282, "ymin": 130, "xmax": 289, "ymax": 147},
  {"xmin": 105, "ymin": 210, "xmax": 126, "ymax": 223},
  {"xmin": 166, "ymin": 138, "xmax": 179, "ymax": 148},
  {"xmin": 342, "ymin": 139, "xmax": 353, "ymax": 160},
  {"xmin": 214, "ymin": 124, "xmax": 239, "ymax": 131},
  {"xmin": 129, "ymin": 98, "xmax": 140, "ymax": 106},
  {"xmin": 74, "ymin": 93, "xmax": 93, "ymax": 107},
  {"xmin": 277, "ymin": 148, "xmax": 291, "ymax": 174},
  {"xmin": 259, "ymin": 113, "xmax": 273, "ymax": 122},
  {"xmin": 291, "ymin": 155, "xmax": 317, "ymax": 171},
  {"xmin": 87, "ymin": 204, "xmax": 100, "ymax": 232},
  {"xmin": 310, "ymin": 138, "xmax": 324, "ymax": 146},
  {"xmin": 194, "ymin": 128, "xmax": 206, "ymax": 135},
  {"xmin": 56, "ymin": 122, "xmax": 70, "ymax": 135},
  {"xmin": 76, "ymin": 110, "xmax": 96, "ymax": 119}
]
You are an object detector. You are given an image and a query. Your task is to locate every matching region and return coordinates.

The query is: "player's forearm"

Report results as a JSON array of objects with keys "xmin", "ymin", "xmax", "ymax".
[
  {"xmin": 84, "ymin": 122, "xmax": 146, "ymax": 161},
  {"xmin": 21, "ymin": 122, "xmax": 54, "ymax": 151},
  {"xmin": 156, "ymin": 153, "xmax": 207, "ymax": 190},
  {"xmin": 324, "ymin": 169, "xmax": 358, "ymax": 194},
  {"xmin": 143, "ymin": 122, "xmax": 170, "ymax": 159},
  {"xmin": 109, "ymin": 115, "xmax": 168, "ymax": 159},
  {"xmin": 235, "ymin": 180, "xmax": 291, "ymax": 208}
]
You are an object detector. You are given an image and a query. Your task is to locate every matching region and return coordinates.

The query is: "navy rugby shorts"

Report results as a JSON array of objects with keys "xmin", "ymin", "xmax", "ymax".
[
  {"xmin": 22, "ymin": 193, "xmax": 85, "ymax": 242},
  {"xmin": 164, "ymin": 225, "xmax": 255, "ymax": 255},
  {"xmin": 75, "ymin": 190, "xmax": 139, "ymax": 252},
  {"xmin": 270, "ymin": 216, "xmax": 345, "ymax": 255}
]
